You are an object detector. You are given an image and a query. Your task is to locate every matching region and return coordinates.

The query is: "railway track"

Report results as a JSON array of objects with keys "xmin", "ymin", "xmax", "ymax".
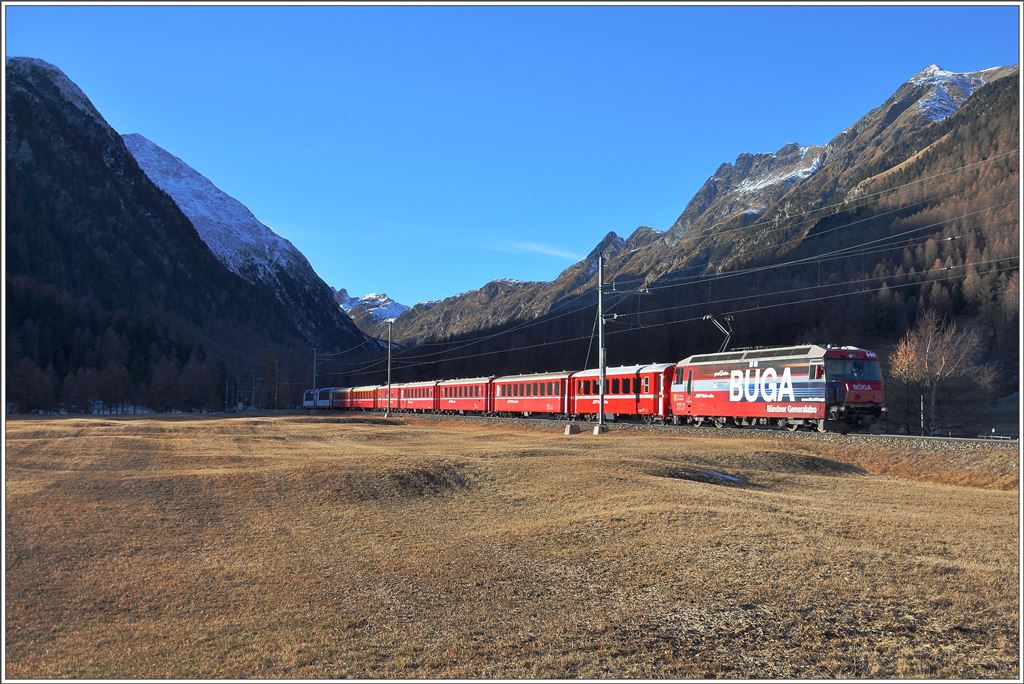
[{"xmin": 316, "ymin": 409, "xmax": 1019, "ymax": 450}]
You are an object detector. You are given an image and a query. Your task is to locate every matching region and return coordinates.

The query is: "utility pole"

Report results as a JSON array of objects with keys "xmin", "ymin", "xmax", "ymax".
[
  {"xmin": 596, "ymin": 252, "xmax": 607, "ymax": 434},
  {"xmin": 312, "ymin": 347, "xmax": 317, "ymax": 393},
  {"xmin": 920, "ymin": 394, "xmax": 925, "ymax": 436},
  {"xmin": 385, "ymin": 319, "xmax": 394, "ymax": 418},
  {"xmin": 593, "ymin": 249, "xmax": 648, "ymax": 435}
]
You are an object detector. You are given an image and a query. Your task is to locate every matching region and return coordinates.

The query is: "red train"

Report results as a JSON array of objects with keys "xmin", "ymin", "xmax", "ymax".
[{"xmin": 303, "ymin": 344, "xmax": 885, "ymax": 431}]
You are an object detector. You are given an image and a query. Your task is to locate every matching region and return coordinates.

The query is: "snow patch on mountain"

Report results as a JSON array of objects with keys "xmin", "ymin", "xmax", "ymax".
[
  {"xmin": 910, "ymin": 65, "xmax": 988, "ymax": 122},
  {"xmin": 737, "ymin": 154, "xmax": 822, "ymax": 193},
  {"xmin": 123, "ymin": 133, "xmax": 301, "ymax": 281}
]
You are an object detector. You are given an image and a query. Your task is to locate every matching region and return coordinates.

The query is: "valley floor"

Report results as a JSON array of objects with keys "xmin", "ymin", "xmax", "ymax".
[{"xmin": 4, "ymin": 414, "xmax": 1020, "ymax": 678}]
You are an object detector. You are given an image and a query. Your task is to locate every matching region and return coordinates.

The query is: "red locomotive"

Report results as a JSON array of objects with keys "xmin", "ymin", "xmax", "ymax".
[
  {"xmin": 671, "ymin": 344, "xmax": 883, "ymax": 431},
  {"xmin": 306, "ymin": 344, "xmax": 884, "ymax": 432}
]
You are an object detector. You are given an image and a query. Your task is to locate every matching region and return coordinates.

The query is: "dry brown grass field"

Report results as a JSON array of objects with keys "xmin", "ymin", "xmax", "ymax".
[{"xmin": 4, "ymin": 414, "xmax": 1020, "ymax": 679}]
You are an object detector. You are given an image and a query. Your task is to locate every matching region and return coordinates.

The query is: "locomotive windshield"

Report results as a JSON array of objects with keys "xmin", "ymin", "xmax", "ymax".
[{"xmin": 824, "ymin": 358, "xmax": 881, "ymax": 381}]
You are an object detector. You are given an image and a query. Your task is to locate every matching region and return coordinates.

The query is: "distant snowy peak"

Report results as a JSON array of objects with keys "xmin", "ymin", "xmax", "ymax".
[
  {"xmin": 336, "ymin": 289, "xmax": 409, "ymax": 321},
  {"xmin": 123, "ymin": 133, "xmax": 301, "ymax": 281},
  {"xmin": 908, "ymin": 64, "xmax": 990, "ymax": 122}
]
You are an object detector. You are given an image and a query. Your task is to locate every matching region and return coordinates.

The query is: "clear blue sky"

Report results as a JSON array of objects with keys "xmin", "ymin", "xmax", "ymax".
[{"xmin": 5, "ymin": 4, "xmax": 1019, "ymax": 305}]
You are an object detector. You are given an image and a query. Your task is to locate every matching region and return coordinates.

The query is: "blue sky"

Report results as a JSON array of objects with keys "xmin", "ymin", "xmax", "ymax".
[{"xmin": 5, "ymin": 4, "xmax": 1019, "ymax": 305}]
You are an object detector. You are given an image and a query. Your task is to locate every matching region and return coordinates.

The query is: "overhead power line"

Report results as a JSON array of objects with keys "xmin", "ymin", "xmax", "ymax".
[{"xmin": 319, "ymin": 258, "xmax": 1017, "ymax": 381}]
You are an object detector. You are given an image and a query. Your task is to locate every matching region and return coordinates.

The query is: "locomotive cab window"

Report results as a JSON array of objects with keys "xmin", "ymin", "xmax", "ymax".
[{"xmin": 825, "ymin": 358, "xmax": 881, "ymax": 381}]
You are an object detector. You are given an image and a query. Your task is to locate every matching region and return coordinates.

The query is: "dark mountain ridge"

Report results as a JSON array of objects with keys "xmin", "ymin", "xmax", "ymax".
[{"xmin": 5, "ymin": 57, "xmax": 368, "ymax": 411}]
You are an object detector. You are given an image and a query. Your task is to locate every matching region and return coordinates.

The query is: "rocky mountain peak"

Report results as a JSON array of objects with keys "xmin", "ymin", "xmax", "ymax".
[
  {"xmin": 585, "ymin": 231, "xmax": 626, "ymax": 262},
  {"xmin": 665, "ymin": 141, "xmax": 824, "ymax": 242},
  {"xmin": 624, "ymin": 226, "xmax": 665, "ymax": 251},
  {"xmin": 6, "ymin": 57, "xmax": 104, "ymax": 127}
]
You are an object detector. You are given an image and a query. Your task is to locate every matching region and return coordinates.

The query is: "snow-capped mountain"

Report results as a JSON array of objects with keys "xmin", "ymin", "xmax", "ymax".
[
  {"xmin": 124, "ymin": 134, "xmax": 303, "ymax": 281},
  {"xmin": 910, "ymin": 64, "xmax": 988, "ymax": 122},
  {"xmin": 124, "ymin": 133, "xmax": 367, "ymax": 346},
  {"xmin": 335, "ymin": 289, "xmax": 409, "ymax": 321}
]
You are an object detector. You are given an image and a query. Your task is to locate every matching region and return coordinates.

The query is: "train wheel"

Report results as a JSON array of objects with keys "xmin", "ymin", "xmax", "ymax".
[
  {"xmin": 714, "ymin": 416, "xmax": 726, "ymax": 429},
  {"xmin": 786, "ymin": 421, "xmax": 800, "ymax": 432}
]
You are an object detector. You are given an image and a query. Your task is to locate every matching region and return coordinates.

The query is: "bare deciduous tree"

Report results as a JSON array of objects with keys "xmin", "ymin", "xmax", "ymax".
[{"xmin": 889, "ymin": 309, "xmax": 996, "ymax": 434}]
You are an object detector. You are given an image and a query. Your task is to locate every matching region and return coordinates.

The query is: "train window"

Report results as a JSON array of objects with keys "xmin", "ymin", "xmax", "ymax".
[
  {"xmin": 675, "ymin": 369, "xmax": 683, "ymax": 384},
  {"xmin": 687, "ymin": 370, "xmax": 693, "ymax": 394},
  {"xmin": 625, "ymin": 378, "xmax": 632, "ymax": 394},
  {"xmin": 611, "ymin": 378, "xmax": 619, "ymax": 394},
  {"xmin": 533, "ymin": 382, "xmax": 539, "ymax": 396},
  {"xmin": 643, "ymin": 377, "xmax": 650, "ymax": 393}
]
